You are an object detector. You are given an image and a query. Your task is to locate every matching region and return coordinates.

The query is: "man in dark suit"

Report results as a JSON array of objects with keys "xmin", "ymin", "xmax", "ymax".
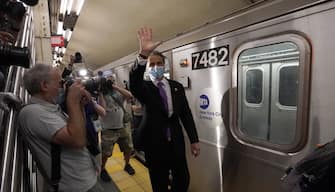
[{"xmin": 129, "ymin": 27, "xmax": 200, "ymax": 192}]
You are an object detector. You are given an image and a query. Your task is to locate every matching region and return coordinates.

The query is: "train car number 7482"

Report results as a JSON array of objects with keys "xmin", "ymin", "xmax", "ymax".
[{"xmin": 192, "ymin": 45, "xmax": 229, "ymax": 70}]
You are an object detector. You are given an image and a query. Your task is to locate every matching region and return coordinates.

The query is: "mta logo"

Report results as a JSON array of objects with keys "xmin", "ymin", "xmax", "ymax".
[{"xmin": 200, "ymin": 94, "xmax": 209, "ymax": 109}]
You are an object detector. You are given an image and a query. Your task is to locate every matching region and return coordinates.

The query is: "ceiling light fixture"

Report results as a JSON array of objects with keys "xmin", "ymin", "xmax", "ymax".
[
  {"xmin": 60, "ymin": 0, "xmax": 68, "ymax": 15},
  {"xmin": 54, "ymin": 0, "xmax": 85, "ymax": 63},
  {"xmin": 66, "ymin": 0, "xmax": 74, "ymax": 14},
  {"xmin": 76, "ymin": 0, "xmax": 85, "ymax": 15},
  {"xmin": 64, "ymin": 29, "xmax": 72, "ymax": 41},
  {"xmin": 57, "ymin": 21, "xmax": 63, "ymax": 34},
  {"xmin": 79, "ymin": 69, "xmax": 87, "ymax": 76}
]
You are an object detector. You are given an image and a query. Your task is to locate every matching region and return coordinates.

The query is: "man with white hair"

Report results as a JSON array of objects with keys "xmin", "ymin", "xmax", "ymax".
[{"xmin": 18, "ymin": 64, "xmax": 103, "ymax": 192}]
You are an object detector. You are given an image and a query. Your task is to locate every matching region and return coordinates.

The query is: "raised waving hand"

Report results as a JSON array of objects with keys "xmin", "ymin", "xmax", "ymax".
[{"xmin": 137, "ymin": 27, "xmax": 162, "ymax": 57}]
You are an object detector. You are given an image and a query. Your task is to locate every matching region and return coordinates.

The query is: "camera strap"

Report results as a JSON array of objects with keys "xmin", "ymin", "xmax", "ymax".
[
  {"xmin": 109, "ymin": 93, "xmax": 127, "ymax": 114},
  {"xmin": 84, "ymin": 102, "xmax": 100, "ymax": 156},
  {"xmin": 51, "ymin": 143, "xmax": 61, "ymax": 192}
]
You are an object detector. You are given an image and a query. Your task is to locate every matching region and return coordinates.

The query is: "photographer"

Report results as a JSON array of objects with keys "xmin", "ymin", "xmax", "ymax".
[
  {"xmin": 61, "ymin": 55, "xmax": 74, "ymax": 79},
  {"xmin": 59, "ymin": 52, "xmax": 108, "ymax": 160},
  {"xmin": 18, "ymin": 64, "xmax": 103, "ymax": 192},
  {"xmin": 61, "ymin": 52, "xmax": 83, "ymax": 79},
  {"xmin": 99, "ymin": 75, "xmax": 136, "ymax": 182}
]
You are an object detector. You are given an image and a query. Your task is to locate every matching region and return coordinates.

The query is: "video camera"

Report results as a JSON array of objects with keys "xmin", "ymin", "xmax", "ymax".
[
  {"xmin": 0, "ymin": 0, "xmax": 39, "ymax": 69},
  {"xmin": 63, "ymin": 76, "xmax": 114, "ymax": 95},
  {"xmin": 60, "ymin": 76, "xmax": 113, "ymax": 112},
  {"xmin": 73, "ymin": 52, "xmax": 82, "ymax": 63}
]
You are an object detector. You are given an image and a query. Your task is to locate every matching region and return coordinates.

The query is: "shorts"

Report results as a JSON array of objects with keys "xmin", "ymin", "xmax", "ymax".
[{"xmin": 101, "ymin": 128, "xmax": 133, "ymax": 157}]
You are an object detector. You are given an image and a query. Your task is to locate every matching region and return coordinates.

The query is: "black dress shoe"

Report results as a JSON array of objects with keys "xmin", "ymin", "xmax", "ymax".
[
  {"xmin": 124, "ymin": 164, "xmax": 135, "ymax": 175},
  {"xmin": 100, "ymin": 169, "xmax": 112, "ymax": 182}
]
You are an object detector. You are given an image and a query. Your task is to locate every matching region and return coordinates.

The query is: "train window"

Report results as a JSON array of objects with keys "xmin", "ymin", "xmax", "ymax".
[
  {"xmin": 234, "ymin": 35, "xmax": 311, "ymax": 152},
  {"xmin": 246, "ymin": 69, "xmax": 263, "ymax": 104},
  {"xmin": 279, "ymin": 66, "xmax": 298, "ymax": 107}
]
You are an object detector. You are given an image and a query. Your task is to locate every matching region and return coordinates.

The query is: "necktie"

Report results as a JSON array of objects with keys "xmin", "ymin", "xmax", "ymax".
[
  {"xmin": 157, "ymin": 81, "xmax": 171, "ymax": 141},
  {"xmin": 157, "ymin": 81, "xmax": 168, "ymax": 112}
]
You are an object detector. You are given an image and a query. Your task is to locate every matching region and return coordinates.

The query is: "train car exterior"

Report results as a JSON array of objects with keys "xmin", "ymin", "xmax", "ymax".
[{"xmin": 97, "ymin": 0, "xmax": 335, "ymax": 191}]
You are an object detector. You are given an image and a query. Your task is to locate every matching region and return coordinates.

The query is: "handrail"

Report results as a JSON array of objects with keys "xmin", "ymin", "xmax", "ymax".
[{"xmin": 0, "ymin": 7, "xmax": 35, "ymax": 192}]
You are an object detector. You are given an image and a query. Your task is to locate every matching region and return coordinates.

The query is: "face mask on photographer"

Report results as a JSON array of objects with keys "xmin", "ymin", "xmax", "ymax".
[
  {"xmin": 148, "ymin": 66, "xmax": 165, "ymax": 81},
  {"xmin": 54, "ymin": 88, "xmax": 65, "ymax": 105}
]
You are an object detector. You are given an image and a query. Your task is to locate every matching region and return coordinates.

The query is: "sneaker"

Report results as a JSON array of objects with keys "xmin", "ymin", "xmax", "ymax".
[
  {"xmin": 124, "ymin": 163, "xmax": 135, "ymax": 175},
  {"xmin": 100, "ymin": 169, "xmax": 112, "ymax": 182}
]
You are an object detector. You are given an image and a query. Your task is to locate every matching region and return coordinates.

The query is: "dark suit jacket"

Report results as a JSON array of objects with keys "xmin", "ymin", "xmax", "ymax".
[{"xmin": 129, "ymin": 59, "xmax": 199, "ymax": 156}]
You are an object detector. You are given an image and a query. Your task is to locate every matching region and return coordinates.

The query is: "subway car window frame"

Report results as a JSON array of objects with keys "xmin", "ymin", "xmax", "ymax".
[{"xmin": 232, "ymin": 33, "xmax": 311, "ymax": 153}]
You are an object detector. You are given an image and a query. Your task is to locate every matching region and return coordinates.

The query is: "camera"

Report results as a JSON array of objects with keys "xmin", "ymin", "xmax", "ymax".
[
  {"xmin": 63, "ymin": 76, "xmax": 114, "ymax": 96},
  {"xmin": 0, "ymin": 44, "xmax": 30, "ymax": 68},
  {"xmin": 68, "ymin": 52, "xmax": 83, "ymax": 65},
  {"xmin": 84, "ymin": 77, "xmax": 114, "ymax": 95},
  {"xmin": 59, "ymin": 76, "xmax": 113, "ymax": 112},
  {"xmin": 73, "ymin": 52, "xmax": 82, "ymax": 63},
  {"xmin": 0, "ymin": 0, "xmax": 39, "ymax": 69},
  {"xmin": 0, "ymin": 0, "xmax": 26, "ymax": 41}
]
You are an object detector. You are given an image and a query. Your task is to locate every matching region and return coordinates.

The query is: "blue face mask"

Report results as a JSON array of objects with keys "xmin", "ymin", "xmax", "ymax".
[
  {"xmin": 148, "ymin": 66, "xmax": 165, "ymax": 81},
  {"xmin": 54, "ymin": 88, "xmax": 65, "ymax": 104}
]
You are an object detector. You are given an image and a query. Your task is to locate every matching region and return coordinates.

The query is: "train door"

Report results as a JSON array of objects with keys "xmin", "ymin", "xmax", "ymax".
[
  {"xmin": 170, "ymin": 2, "xmax": 335, "ymax": 191},
  {"xmin": 270, "ymin": 61, "xmax": 298, "ymax": 144},
  {"xmin": 238, "ymin": 43, "xmax": 299, "ymax": 145},
  {"xmin": 239, "ymin": 63, "xmax": 270, "ymax": 140},
  {"xmin": 171, "ymin": 31, "xmax": 309, "ymax": 192},
  {"xmin": 225, "ymin": 37, "xmax": 310, "ymax": 192}
]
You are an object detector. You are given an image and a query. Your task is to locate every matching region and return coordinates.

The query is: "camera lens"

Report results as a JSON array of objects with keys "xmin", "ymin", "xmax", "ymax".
[
  {"xmin": 6, "ymin": 1, "xmax": 26, "ymax": 21},
  {"xmin": 0, "ymin": 43, "xmax": 30, "ymax": 68}
]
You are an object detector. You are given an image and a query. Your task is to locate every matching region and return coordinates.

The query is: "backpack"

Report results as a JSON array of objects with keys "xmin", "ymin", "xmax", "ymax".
[{"xmin": 281, "ymin": 140, "xmax": 335, "ymax": 192}]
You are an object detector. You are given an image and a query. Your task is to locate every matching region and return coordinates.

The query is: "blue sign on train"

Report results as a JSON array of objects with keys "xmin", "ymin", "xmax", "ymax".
[{"xmin": 200, "ymin": 94, "xmax": 209, "ymax": 109}]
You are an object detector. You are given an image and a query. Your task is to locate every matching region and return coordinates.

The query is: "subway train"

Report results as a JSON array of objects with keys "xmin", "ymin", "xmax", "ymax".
[
  {"xmin": 1, "ymin": 0, "xmax": 335, "ymax": 191},
  {"xmin": 96, "ymin": 0, "xmax": 335, "ymax": 191}
]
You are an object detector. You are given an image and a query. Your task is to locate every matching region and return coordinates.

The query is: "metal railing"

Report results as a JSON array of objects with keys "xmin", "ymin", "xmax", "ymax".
[{"xmin": 0, "ymin": 7, "xmax": 37, "ymax": 192}]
